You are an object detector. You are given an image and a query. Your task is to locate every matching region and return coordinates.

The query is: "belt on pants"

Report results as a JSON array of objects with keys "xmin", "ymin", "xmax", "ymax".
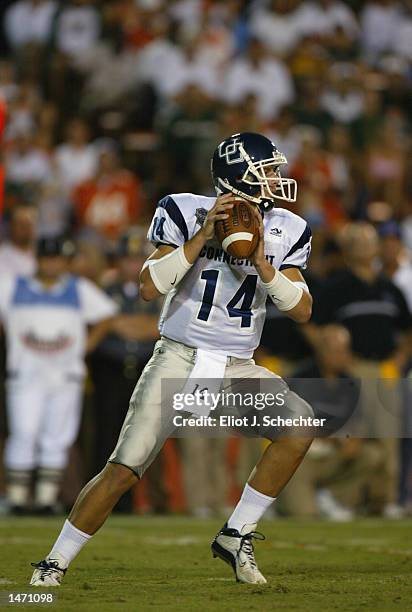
[{"xmin": 159, "ymin": 336, "xmax": 253, "ymax": 366}]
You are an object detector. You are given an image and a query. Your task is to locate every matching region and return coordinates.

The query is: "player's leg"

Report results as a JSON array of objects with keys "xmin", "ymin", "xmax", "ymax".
[
  {"xmin": 212, "ymin": 361, "xmax": 313, "ymax": 584},
  {"xmin": 227, "ymin": 361, "xmax": 313, "ymax": 511},
  {"xmin": 246, "ymin": 430, "xmax": 313, "ymax": 499},
  {"xmin": 30, "ymin": 338, "xmax": 195, "ymax": 586},
  {"xmin": 35, "ymin": 380, "xmax": 83, "ymax": 513},
  {"xmin": 5, "ymin": 379, "xmax": 45, "ymax": 512}
]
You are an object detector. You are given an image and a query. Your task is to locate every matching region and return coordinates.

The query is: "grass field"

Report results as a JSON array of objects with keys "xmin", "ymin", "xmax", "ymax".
[{"xmin": 0, "ymin": 516, "xmax": 411, "ymax": 611}]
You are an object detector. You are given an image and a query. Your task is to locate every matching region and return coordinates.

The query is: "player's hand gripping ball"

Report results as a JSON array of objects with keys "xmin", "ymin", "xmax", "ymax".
[{"xmin": 215, "ymin": 200, "xmax": 259, "ymax": 258}]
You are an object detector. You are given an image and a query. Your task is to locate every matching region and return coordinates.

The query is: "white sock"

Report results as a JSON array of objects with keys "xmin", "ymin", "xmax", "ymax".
[
  {"xmin": 35, "ymin": 480, "xmax": 59, "ymax": 507},
  {"xmin": 49, "ymin": 520, "xmax": 92, "ymax": 566},
  {"xmin": 35, "ymin": 468, "xmax": 62, "ymax": 507},
  {"xmin": 7, "ymin": 482, "xmax": 30, "ymax": 506},
  {"xmin": 227, "ymin": 483, "xmax": 275, "ymax": 532},
  {"xmin": 7, "ymin": 469, "xmax": 31, "ymax": 506}
]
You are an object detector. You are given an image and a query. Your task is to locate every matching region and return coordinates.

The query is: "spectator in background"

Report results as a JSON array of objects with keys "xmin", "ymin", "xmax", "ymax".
[
  {"xmin": 55, "ymin": 118, "xmax": 98, "ymax": 196},
  {"xmin": 224, "ymin": 38, "xmax": 294, "ymax": 122},
  {"xmin": 290, "ymin": 126, "xmax": 347, "ymax": 228},
  {"xmin": 324, "ymin": 24, "xmax": 359, "ymax": 62},
  {"xmin": 281, "ymin": 325, "xmax": 380, "ymax": 520},
  {"xmin": 4, "ymin": 0, "xmax": 56, "ymax": 51},
  {"xmin": 217, "ymin": 97, "xmax": 263, "ymax": 143},
  {"xmin": 0, "ymin": 236, "xmax": 118, "ymax": 514},
  {"xmin": 158, "ymin": 84, "xmax": 218, "ymax": 193},
  {"xmin": 314, "ymin": 222, "xmax": 412, "ymax": 517},
  {"xmin": 351, "ymin": 88, "xmax": 384, "ymax": 151},
  {"xmin": 316, "ymin": 222, "xmax": 412, "ymax": 381},
  {"xmin": 143, "ymin": 34, "xmax": 220, "ymax": 100},
  {"xmin": 317, "ymin": 0, "xmax": 359, "ymax": 39},
  {"xmin": 360, "ymin": 0, "xmax": 404, "ymax": 62},
  {"xmin": 201, "ymin": 0, "xmax": 250, "ymax": 59},
  {"xmin": 380, "ymin": 221, "xmax": 412, "ymax": 309},
  {"xmin": 0, "ymin": 204, "xmax": 37, "ymax": 276},
  {"xmin": 0, "ymin": 60, "xmax": 18, "ymax": 104},
  {"xmin": 180, "ymin": 435, "xmax": 229, "ymax": 518},
  {"xmin": 36, "ymin": 171, "xmax": 71, "ymax": 238},
  {"xmin": 290, "ymin": 324, "xmax": 359, "ymax": 440},
  {"xmin": 325, "ymin": 124, "xmax": 355, "ymax": 213},
  {"xmin": 46, "ymin": 0, "xmax": 101, "ymax": 115},
  {"xmin": 292, "ymin": 78, "xmax": 333, "ymax": 140},
  {"xmin": 89, "ymin": 228, "xmax": 160, "ymax": 511},
  {"xmin": 71, "ymin": 239, "xmax": 108, "ymax": 285},
  {"xmin": 6, "ymin": 128, "xmax": 50, "ymax": 189},
  {"xmin": 36, "ymin": 101, "xmax": 59, "ymax": 153},
  {"xmin": 137, "ymin": 12, "xmax": 181, "ymax": 94},
  {"xmin": 4, "ymin": 82, "xmax": 40, "ymax": 141},
  {"xmin": 257, "ymin": 297, "xmax": 314, "ymax": 377},
  {"xmin": 168, "ymin": 0, "xmax": 202, "ymax": 36},
  {"xmin": 380, "ymin": 57, "xmax": 412, "ymax": 123},
  {"xmin": 72, "ymin": 141, "xmax": 146, "ymax": 246},
  {"xmin": 288, "ymin": 36, "xmax": 328, "ymax": 83},
  {"xmin": 250, "ymin": 0, "xmax": 301, "ymax": 58},
  {"xmin": 393, "ymin": 7, "xmax": 412, "ymax": 61},
  {"xmin": 120, "ymin": 0, "xmax": 164, "ymax": 51},
  {"xmin": 293, "ymin": 0, "xmax": 358, "ymax": 41},
  {"xmin": 321, "ymin": 63, "xmax": 364, "ymax": 125},
  {"xmin": 365, "ymin": 114, "xmax": 407, "ymax": 215},
  {"xmin": 52, "ymin": 0, "xmax": 101, "ymax": 61},
  {"xmin": 264, "ymin": 106, "xmax": 302, "ymax": 168},
  {"xmin": 252, "ymin": 0, "xmax": 356, "ymax": 52}
]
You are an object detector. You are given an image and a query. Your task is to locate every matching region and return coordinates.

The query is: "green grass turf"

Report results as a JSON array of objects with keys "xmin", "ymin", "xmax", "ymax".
[{"xmin": 0, "ymin": 516, "xmax": 411, "ymax": 611}]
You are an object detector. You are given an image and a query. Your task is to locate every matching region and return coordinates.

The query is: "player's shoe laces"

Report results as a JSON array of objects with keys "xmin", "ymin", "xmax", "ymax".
[
  {"xmin": 211, "ymin": 523, "xmax": 267, "ymax": 584},
  {"xmin": 30, "ymin": 553, "xmax": 68, "ymax": 587}
]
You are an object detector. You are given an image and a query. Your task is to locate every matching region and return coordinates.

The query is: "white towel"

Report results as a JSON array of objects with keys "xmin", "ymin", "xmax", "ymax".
[{"xmin": 180, "ymin": 349, "xmax": 227, "ymax": 417}]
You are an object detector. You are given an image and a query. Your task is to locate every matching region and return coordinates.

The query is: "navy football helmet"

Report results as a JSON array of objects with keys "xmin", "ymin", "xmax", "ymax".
[{"xmin": 211, "ymin": 132, "xmax": 297, "ymax": 211}]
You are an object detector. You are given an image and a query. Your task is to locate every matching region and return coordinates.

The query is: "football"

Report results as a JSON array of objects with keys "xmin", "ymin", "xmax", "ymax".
[{"xmin": 215, "ymin": 200, "xmax": 259, "ymax": 259}]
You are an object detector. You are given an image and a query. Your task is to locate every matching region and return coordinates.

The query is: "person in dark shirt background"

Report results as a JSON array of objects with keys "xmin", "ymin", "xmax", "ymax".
[
  {"xmin": 258, "ymin": 236, "xmax": 345, "ymax": 376},
  {"xmin": 314, "ymin": 222, "xmax": 412, "ymax": 364},
  {"xmin": 312, "ymin": 222, "xmax": 412, "ymax": 517},
  {"xmin": 281, "ymin": 324, "xmax": 383, "ymax": 520},
  {"xmin": 290, "ymin": 324, "xmax": 359, "ymax": 438}
]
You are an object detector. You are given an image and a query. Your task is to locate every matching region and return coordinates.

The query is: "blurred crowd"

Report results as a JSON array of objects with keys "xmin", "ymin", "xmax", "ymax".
[{"xmin": 0, "ymin": 0, "xmax": 412, "ymax": 520}]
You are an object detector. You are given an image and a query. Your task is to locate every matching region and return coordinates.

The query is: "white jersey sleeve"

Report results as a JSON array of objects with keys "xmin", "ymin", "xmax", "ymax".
[
  {"xmin": 78, "ymin": 278, "xmax": 118, "ymax": 325},
  {"xmin": 279, "ymin": 220, "xmax": 312, "ymax": 271},
  {"xmin": 147, "ymin": 195, "xmax": 190, "ymax": 247}
]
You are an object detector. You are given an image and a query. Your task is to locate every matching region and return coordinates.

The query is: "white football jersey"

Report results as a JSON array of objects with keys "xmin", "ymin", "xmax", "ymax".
[
  {"xmin": 148, "ymin": 193, "xmax": 312, "ymax": 358},
  {"xmin": 0, "ymin": 274, "xmax": 118, "ymax": 382}
]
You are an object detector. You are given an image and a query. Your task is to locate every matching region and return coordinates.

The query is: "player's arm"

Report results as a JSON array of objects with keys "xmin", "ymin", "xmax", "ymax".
[
  {"xmin": 139, "ymin": 194, "xmax": 236, "ymax": 301},
  {"xmin": 275, "ymin": 267, "xmax": 312, "ymax": 323},
  {"xmin": 250, "ymin": 211, "xmax": 312, "ymax": 323}
]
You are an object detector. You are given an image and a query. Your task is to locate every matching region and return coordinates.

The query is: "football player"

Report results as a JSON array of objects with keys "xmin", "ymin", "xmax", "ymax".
[
  {"xmin": 0, "ymin": 236, "xmax": 118, "ymax": 514},
  {"xmin": 30, "ymin": 132, "xmax": 314, "ymax": 586}
]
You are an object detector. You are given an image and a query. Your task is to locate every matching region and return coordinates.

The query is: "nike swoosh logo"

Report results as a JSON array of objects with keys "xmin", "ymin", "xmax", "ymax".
[{"xmin": 171, "ymin": 275, "xmax": 178, "ymax": 285}]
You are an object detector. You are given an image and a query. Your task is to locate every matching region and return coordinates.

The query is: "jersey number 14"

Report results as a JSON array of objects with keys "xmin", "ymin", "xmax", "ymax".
[{"xmin": 198, "ymin": 270, "xmax": 258, "ymax": 328}]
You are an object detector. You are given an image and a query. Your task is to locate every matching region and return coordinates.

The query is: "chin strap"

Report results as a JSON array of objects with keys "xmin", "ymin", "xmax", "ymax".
[{"xmin": 216, "ymin": 178, "xmax": 262, "ymax": 205}]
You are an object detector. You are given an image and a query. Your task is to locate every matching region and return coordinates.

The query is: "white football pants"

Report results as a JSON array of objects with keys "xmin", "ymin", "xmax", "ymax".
[{"xmin": 5, "ymin": 377, "xmax": 83, "ymax": 471}]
